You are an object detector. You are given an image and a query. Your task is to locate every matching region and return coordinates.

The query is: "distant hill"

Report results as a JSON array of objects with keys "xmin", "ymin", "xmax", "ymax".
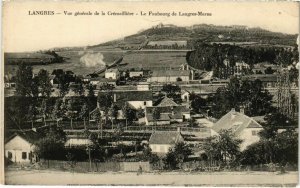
[{"xmin": 88, "ymin": 23, "xmax": 298, "ymax": 50}]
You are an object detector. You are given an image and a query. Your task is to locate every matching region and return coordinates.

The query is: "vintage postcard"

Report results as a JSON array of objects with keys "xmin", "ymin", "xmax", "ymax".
[{"xmin": 1, "ymin": 1, "xmax": 299, "ymax": 186}]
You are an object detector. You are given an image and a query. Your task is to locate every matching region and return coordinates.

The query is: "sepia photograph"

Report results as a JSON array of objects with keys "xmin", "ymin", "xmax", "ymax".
[{"xmin": 1, "ymin": 1, "xmax": 299, "ymax": 186}]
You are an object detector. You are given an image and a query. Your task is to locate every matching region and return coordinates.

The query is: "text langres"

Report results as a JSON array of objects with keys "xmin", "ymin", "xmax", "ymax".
[{"xmin": 28, "ymin": 11, "xmax": 55, "ymax": 15}]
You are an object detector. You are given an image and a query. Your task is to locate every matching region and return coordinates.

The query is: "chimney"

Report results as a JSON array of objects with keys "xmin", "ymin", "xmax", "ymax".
[
  {"xmin": 240, "ymin": 107, "xmax": 245, "ymax": 114},
  {"xmin": 113, "ymin": 93, "xmax": 117, "ymax": 103},
  {"xmin": 231, "ymin": 108, "xmax": 235, "ymax": 112}
]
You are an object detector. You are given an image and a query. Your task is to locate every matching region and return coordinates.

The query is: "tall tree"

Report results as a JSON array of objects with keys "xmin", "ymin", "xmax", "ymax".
[
  {"xmin": 122, "ymin": 103, "xmax": 135, "ymax": 129},
  {"xmin": 15, "ymin": 64, "xmax": 37, "ymax": 97},
  {"xmin": 163, "ymin": 142, "xmax": 192, "ymax": 170},
  {"xmin": 109, "ymin": 105, "xmax": 119, "ymax": 130},
  {"xmin": 202, "ymin": 129, "xmax": 242, "ymax": 164},
  {"xmin": 209, "ymin": 77, "xmax": 274, "ymax": 118},
  {"xmin": 57, "ymin": 72, "xmax": 69, "ymax": 97},
  {"xmin": 35, "ymin": 127, "xmax": 66, "ymax": 167},
  {"xmin": 37, "ymin": 69, "xmax": 52, "ymax": 97},
  {"xmin": 152, "ymin": 108, "xmax": 161, "ymax": 128}
]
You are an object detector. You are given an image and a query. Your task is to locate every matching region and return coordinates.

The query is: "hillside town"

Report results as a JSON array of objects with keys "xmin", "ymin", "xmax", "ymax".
[{"xmin": 3, "ymin": 24, "xmax": 299, "ymax": 180}]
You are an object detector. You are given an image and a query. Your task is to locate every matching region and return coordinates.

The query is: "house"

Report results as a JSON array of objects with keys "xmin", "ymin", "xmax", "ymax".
[
  {"xmin": 105, "ymin": 69, "xmax": 120, "ymax": 80},
  {"xmin": 156, "ymin": 96, "xmax": 179, "ymax": 107},
  {"xmin": 145, "ymin": 111, "xmax": 171, "ymax": 125},
  {"xmin": 181, "ymin": 90, "xmax": 190, "ymax": 103},
  {"xmin": 145, "ymin": 105, "xmax": 190, "ymax": 125},
  {"xmin": 90, "ymin": 77, "xmax": 117, "ymax": 87},
  {"xmin": 212, "ymin": 108, "xmax": 263, "ymax": 150},
  {"xmin": 149, "ymin": 70, "xmax": 190, "ymax": 83},
  {"xmin": 252, "ymin": 62, "xmax": 280, "ymax": 74},
  {"xmin": 149, "ymin": 131, "xmax": 184, "ymax": 154},
  {"xmin": 129, "ymin": 70, "xmax": 143, "ymax": 78},
  {"xmin": 5, "ymin": 131, "xmax": 40, "ymax": 163},
  {"xmin": 137, "ymin": 83, "xmax": 150, "ymax": 91},
  {"xmin": 145, "ymin": 96, "xmax": 190, "ymax": 125},
  {"xmin": 98, "ymin": 90, "xmax": 153, "ymax": 110},
  {"xmin": 242, "ymin": 74, "xmax": 278, "ymax": 88}
]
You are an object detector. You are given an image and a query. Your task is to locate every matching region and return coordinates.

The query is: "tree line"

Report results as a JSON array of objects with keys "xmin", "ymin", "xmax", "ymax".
[{"xmin": 186, "ymin": 42, "xmax": 299, "ymax": 73}]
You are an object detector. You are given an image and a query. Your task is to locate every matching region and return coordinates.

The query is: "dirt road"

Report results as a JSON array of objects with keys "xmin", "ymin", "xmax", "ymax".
[{"xmin": 5, "ymin": 169, "xmax": 298, "ymax": 186}]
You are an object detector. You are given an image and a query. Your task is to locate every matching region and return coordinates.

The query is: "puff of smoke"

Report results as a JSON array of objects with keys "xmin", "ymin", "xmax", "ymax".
[{"xmin": 80, "ymin": 52, "xmax": 106, "ymax": 68}]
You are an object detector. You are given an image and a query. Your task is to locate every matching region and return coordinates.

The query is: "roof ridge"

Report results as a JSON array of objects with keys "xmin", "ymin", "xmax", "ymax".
[{"xmin": 241, "ymin": 113, "xmax": 262, "ymax": 128}]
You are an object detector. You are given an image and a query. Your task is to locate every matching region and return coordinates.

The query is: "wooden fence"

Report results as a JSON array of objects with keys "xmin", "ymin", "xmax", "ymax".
[{"xmin": 43, "ymin": 160, "xmax": 151, "ymax": 172}]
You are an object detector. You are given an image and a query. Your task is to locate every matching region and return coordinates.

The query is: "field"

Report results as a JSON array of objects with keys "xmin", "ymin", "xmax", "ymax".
[
  {"xmin": 4, "ymin": 50, "xmax": 124, "ymax": 76},
  {"xmin": 4, "ymin": 50, "xmax": 189, "ymax": 76},
  {"xmin": 5, "ymin": 169, "xmax": 298, "ymax": 186},
  {"xmin": 120, "ymin": 51, "xmax": 188, "ymax": 71}
]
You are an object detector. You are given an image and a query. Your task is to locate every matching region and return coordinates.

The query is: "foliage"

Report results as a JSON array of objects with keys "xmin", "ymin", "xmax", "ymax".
[
  {"xmin": 5, "ymin": 97, "xmax": 37, "ymax": 130},
  {"xmin": 259, "ymin": 112, "xmax": 297, "ymax": 140},
  {"xmin": 202, "ymin": 130, "xmax": 242, "ymax": 164},
  {"xmin": 57, "ymin": 74, "xmax": 70, "ymax": 97},
  {"xmin": 188, "ymin": 118, "xmax": 198, "ymax": 127},
  {"xmin": 152, "ymin": 108, "xmax": 161, "ymax": 126},
  {"xmin": 163, "ymin": 142, "xmax": 192, "ymax": 169},
  {"xmin": 187, "ymin": 42, "xmax": 298, "ymax": 74},
  {"xmin": 37, "ymin": 69, "xmax": 52, "ymax": 97},
  {"xmin": 15, "ymin": 64, "xmax": 38, "ymax": 97},
  {"xmin": 122, "ymin": 103, "xmax": 136, "ymax": 127},
  {"xmin": 35, "ymin": 127, "xmax": 67, "ymax": 161},
  {"xmin": 99, "ymin": 83, "xmax": 115, "ymax": 91},
  {"xmin": 51, "ymin": 98, "xmax": 66, "ymax": 120},
  {"xmin": 208, "ymin": 77, "xmax": 274, "ymax": 118},
  {"xmin": 98, "ymin": 92, "xmax": 113, "ymax": 124},
  {"xmin": 73, "ymin": 79, "xmax": 84, "ymax": 96},
  {"xmin": 87, "ymin": 84, "xmax": 95, "ymax": 98},
  {"xmin": 161, "ymin": 84, "xmax": 182, "ymax": 104},
  {"xmin": 190, "ymin": 93, "xmax": 207, "ymax": 113},
  {"xmin": 141, "ymin": 146, "xmax": 160, "ymax": 164},
  {"xmin": 239, "ymin": 129, "xmax": 298, "ymax": 165}
]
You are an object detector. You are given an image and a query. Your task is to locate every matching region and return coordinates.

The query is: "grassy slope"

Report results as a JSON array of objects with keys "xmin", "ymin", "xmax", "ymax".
[{"xmin": 5, "ymin": 24, "xmax": 297, "ymax": 76}]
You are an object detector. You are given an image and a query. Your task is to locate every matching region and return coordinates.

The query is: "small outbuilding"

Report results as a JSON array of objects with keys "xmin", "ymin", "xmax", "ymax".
[
  {"xmin": 149, "ymin": 131, "xmax": 184, "ymax": 154},
  {"xmin": 5, "ymin": 131, "xmax": 40, "ymax": 163}
]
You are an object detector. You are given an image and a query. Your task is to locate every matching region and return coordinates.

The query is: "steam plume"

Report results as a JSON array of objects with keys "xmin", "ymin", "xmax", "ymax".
[{"xmin": 80, "ymin": 51, "xmax": 106, "ymax": 68}]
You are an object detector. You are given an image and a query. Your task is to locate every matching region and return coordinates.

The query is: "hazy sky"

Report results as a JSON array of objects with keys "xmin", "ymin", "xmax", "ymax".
[{"xmin": 3, "ymin": 1, "xmax": 299, "ymax": 52}]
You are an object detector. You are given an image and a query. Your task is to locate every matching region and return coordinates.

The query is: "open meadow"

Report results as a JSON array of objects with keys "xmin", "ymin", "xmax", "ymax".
[
  {"xmin": 5, "ymin": 50, "xmax": 189, "ymax": 76},
  {"xmin": 120, "ymin": 51, "xmax": 188, "ymax": 71},
  {"xmin": 4, "ymin": 50, "xmax": 124, "ymax": 76}
]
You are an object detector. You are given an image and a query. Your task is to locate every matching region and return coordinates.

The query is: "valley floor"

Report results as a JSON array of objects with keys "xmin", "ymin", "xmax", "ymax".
[{"xmin": 5, "ymin": 169, "xmax": 298, "ymax": 186}]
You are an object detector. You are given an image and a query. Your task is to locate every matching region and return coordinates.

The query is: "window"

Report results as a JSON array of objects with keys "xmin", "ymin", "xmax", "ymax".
[
  {"xmin": 160, "ymin": 146, "xmax": 164, "ymax": 152},
  {"xmin": 8, "ymin": 151, "xmax": 12, "ymax": 159},
  {"xmin": 22, "ymin": 152, "xmax": 27, "ymax": 159},
  {"xmin": 252, "ymin": 130, "xmax": 257, "ymax": 136},
  {"xmin": 152, "ymin": 145, "xmax": 156, "ymax": 151},
  {"xmin": 144, "ymin": 101, "xmax": 147, "ymax": 105}
]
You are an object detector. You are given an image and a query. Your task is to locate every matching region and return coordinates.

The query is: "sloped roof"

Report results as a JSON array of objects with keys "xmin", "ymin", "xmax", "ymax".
[
  {"xmin": 98, "ymin": 90, "xmax": 153, "ymax": 108},
  {"xmin": 5, "ymin": 131, "xmax": 41, "ymax": 145},
  {"xmin": 145, "ymin": 105, "xmax": 190, "ymax": 122},
  {"xmin": 149, "ymin": 131, "xmax": 184, "ymax": 145},
  {"xmin": 146, "ymin": 113, "xmax": 171, "ymax": 121},
  {"xmin": 212, "ymin": 110, "xmax": 262, "ymax": 135},
  {"xmin": 242, "ymin": 74, "xmax": 278, "ymax": 82},
  {"xmin": 152, "ymin": 70, "xmax": 190, "ymax": 77},
  {"xmin": 157, "ymin": 97, "xmax": 178, "ymax": 107}
]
